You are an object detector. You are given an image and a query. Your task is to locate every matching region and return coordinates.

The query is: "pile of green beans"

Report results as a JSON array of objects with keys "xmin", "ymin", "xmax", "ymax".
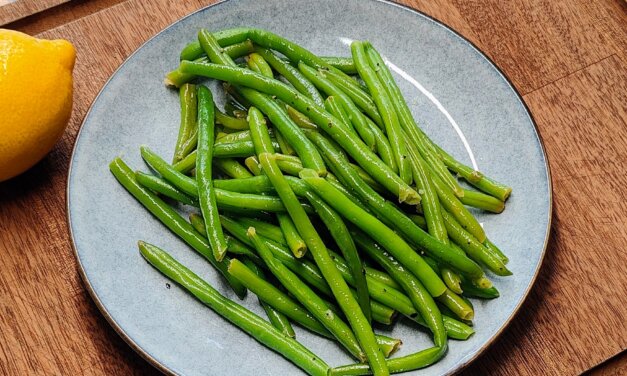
[{"xmin": 110, "ymin": 28, "xmax": 513, "ymax": 376}]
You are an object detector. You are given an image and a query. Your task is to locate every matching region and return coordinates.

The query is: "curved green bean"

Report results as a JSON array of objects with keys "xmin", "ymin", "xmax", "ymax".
[
  {"xmin": 109, "ymin": 158, "xmax": 245, "ymax": 298},
  {"xmin": 247, "ymin": 52, "xmax": 274, "ymax": 78},
  {"xmin": 179, "ymin": 28, "xmax": 251, "ymax": 61},
  {"xmin": 329, "ymin": 346, "xmax": 445, "ymax": 376},
  {"xmin": 138, "ymin": 241, "xmax": 327, "ymax": 376},
  {"xmin": 173, "ymin": 83, "xmax": 197, "ymax": 163},
  {"xmin": 216, "ymin": 109, "xmax": 249, "ymax": 130},
  {"xmin": 286, "ymin": 106, "xmax": 318, "ymax": 130},
  {"xmin": 483, "ymin": 238, "xmax": 509, "ymax": 265}
]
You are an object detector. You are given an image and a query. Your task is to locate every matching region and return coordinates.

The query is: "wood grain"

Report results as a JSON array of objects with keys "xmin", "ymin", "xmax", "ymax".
[
  {"xmin": 0, "ymin": 0, "xmax": 69, "ymax": 25},
  {"xmin": 1, "ymin": 1, "xmax": 626, "ymax": 375}
]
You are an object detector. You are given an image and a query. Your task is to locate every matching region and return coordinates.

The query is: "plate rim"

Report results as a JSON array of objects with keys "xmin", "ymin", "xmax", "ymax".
[{"xmin": 66, "ymin": 0, "xmax": 553, "ymax": 374}]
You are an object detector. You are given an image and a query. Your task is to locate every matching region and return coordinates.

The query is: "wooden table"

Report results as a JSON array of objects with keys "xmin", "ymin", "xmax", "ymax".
[{"xmin": 1, "ymin": 1, "xmax": 626, "ymax": 374}]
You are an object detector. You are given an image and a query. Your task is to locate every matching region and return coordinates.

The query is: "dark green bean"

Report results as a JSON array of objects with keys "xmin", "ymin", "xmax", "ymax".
[
  {"xmin": 109, "ymin": 158, "xmax": 246, "ymax": 298},
  {"xmin": 138, "ymin": 241, "xmax": 327, "ymax": 376}
]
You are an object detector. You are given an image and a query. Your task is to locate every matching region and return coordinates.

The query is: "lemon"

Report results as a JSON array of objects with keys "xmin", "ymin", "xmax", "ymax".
[{"xmin": 0, "ymin": 29, "xmax": 75, "ymax": 182}]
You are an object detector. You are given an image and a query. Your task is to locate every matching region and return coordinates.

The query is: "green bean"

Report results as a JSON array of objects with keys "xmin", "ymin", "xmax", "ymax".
[
  {"xmin": 436, "ymin": 289, "xmax": 474, "ymax": 320},
  {"xmin": 243, "ymin": 258, "xmax": 295, "ymax": 338},
  {"xmin": 429, "ymin": 168, "xmax": 486, "ymax": 242},
  {"xmin": 406, "ymin": 142, "xmax": 462, "ymax": 294},
  {"xmin": 322, "ymin": 68, "xmax": 383, "ymax": 127},
  {"xmin": 172, "ymin": 84, "xmax": 197, "ymax": 163},
  {"xmin": 299, "ymin": 63, "xmax": 377, "ymax": 150},
  {"xmin": 189, "ymin": 213, "xmax": 262, "ymax": 264},
  {"xmin": 138, "ymin": 241, "xmax": 327, "ymax": 376},
  {"xmin": 179, "ymin": 61, "xmax": 419, "ymax": 204},
  {"xmin": 237, "ymin": 217, "xmax": 285, "ymax": 245},
  {"xmin": 198, "ymin": 29, "xmax": 327, "ymax": 177},
  {"xmin": 300, "ymin": 187, "xmax": 371, "ymax": 323},
  {"xmin": 274, "ymin": 128, "xmax": 296, "ymax": 156},
  {"xmin": 140, "ymin": 146, "xmax": 290, "ymax": 213},
  {"xmin": 352, "ymin": 41, "xmax": 411, "ymax": 184},
  {"xmin": 173, "ymin": 140, "xmax": 281, "ymax": 174},
  {"xmin": 441, "ymin": 210, "xmax": 512, "ymax": 276},
  {"xmin": 213, "ymin": 176, "xmax": 272, "ymax": 194},
  {"xmin": 434, "ymin": 144, "xmax": 512, "ymax": 201},
  {"xmin": 248, "ymin": 107, "xmax": 276, "ymax": 154},
  {"xmin": 215, "ymin": 129, "xmax": 251, "ymax": 144},
  {"xmin": 195, "ymin": 86, "xmax": 227, "ymax": 261},
  {"xmin": 299, "ymin": 169, "xmax": 445, "ymax": 298},
  {"xmin": 255, "ymin": 48, "xmax": 324, "ymax": 107},
  {"xmin": 304, "ymin": 132, "xmax": 484, "ymax": 279},
  {"xmin": 109, "ymin": 158, "xmax": 246, "ymax": 298},
  {"xmin": 359, "ymin": 115, "xmax": 396, "ymax": 172},
  {"xmin": 277, "ymin": 213, "xmax": 307, "ymax": 259},
  {"xmin": 228, "ymin": 258, "xmax": 331, "ymax": 336},
  {"xmin": 408, "ymin": 214, "xmax": 427, "ymax": 231},
  {"xmin": 135, "ymin": 171, "xmax": 197, "ymax": 206},
  {"xmin": 459, "ymin": 189, "xmax": 505, "ymax": 213},
  {"xmin": 352, "ymin": 232, "xmax": 446, "ymax": 348},
  {"xmin": 329, "ymin": 346, "xmax": 444, "ymax": 376},
  {"xmin": 247, "ymin": 228, "xmax": 367, "ymax": 362},
  {"xmin": 483, "ymin": 238, "xmax": 509, "ymax": 264},
  {"xmin": 460, "ymin": 278, "xmax": 500, "ymax": 299},
  {"xmin": 245, "ymin": 156, "xmax": 262, "ymax": 176},
  {"xmin": 320, "ymin": 56, "xmax": 357, "ymax": 74},
  {"xmin": 247, "ymin": 52, "xmax": 274, "ymax": 78},
  {"xmin": 325, "ymin": 96, "xmax": 354, "ymax": 132},
  {"xmin": 214, "ymin": 158, "xmax": 253, "ymax": 179},
  {"xmin": 364, "ymin": 44, "xmax": 464, "ymax": 198},
  {"xmin": 179, "ymin": 28, "xmax": 251, "ymax": 61},
  {"xmin": 257, "ymin": 155, "xmax": 388, "ymax": 374},
  {"xmin": 286, "ymin": 106, "xmax": 318, "ymax": 129},
  {"xmin": 223, "ymin": 215, "xmax": 469, "ymax": 339},
  {"xmin": 216, "ymin": 109, "xmax": 249, "ymax": 130}
]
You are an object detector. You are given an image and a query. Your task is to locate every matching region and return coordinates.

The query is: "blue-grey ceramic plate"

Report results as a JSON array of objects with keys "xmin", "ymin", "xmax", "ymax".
[{"xmin": 68, "ymin": 0, "xmax": 551, "ymax": 374}]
